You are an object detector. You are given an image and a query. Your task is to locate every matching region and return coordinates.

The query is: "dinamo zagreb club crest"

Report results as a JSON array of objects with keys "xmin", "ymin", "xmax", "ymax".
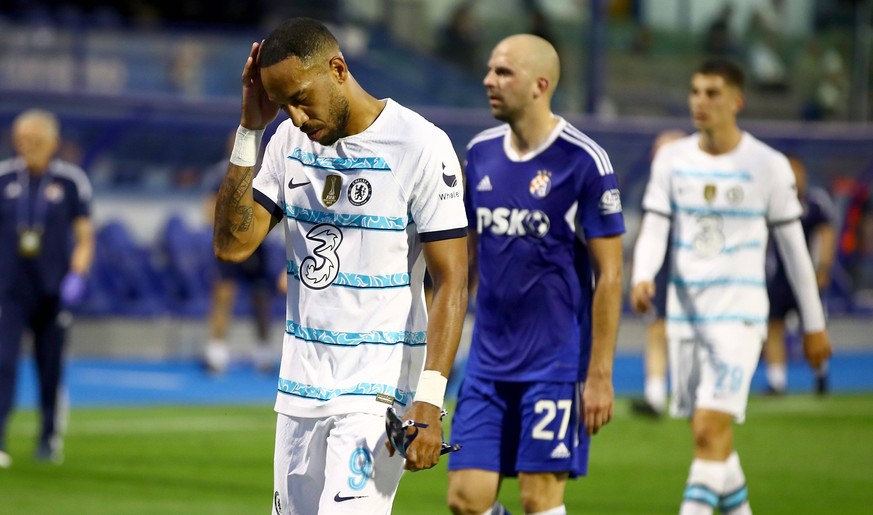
[{"xmin": 529, "ymin": 170, "xmax": 552, "ymax": 199}]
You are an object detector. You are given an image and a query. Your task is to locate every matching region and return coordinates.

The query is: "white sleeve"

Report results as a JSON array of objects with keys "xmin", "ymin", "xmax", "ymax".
[
  {"xmin": 409, "ymin": 129, "xmax": 467, "ymax": 240},
  {"xmin": 641, "ymin": 148, "xmax": 672, "ymax": 217},
  {"xmin": 772, "ymin": 220, "xmax": 826, "ymax": 333},
  {"xmin": 631, "ymin": 211, "xmax": 671, "ymax": 285},
  {"xmin": 767, "ymin": 153, "xmax": 803, "ymax": 224}
]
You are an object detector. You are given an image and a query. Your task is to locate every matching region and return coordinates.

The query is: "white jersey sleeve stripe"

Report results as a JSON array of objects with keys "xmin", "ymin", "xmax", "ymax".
[
  {"xmin": 0, "ymin": 157, "xmax": 23, "ymax": 178},
  {"xmin": 50, "ymin": 160, "xmax": 93, "ymax": 202},
  {"xmin": 285, "ymin": 320, "xmax": 427, "ymax": 346},
  {"xmin": 466, "ymin": 125, "xmax": 507, "ymax": 149},
  {"xmin": 562, "ymin": 125, "xmax": 613, "ymax": 173},
  {"xmin": 559, "ymin": 130, "xmax": 613, "ymax": 175}
]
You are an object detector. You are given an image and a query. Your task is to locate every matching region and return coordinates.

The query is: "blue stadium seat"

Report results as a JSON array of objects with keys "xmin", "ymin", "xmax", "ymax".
[
  {"xmin": 82, "ymin": 220, "xmax": 167, "ymax": 317},
  {"xmin": 158, "ymin": 215, "xmax": 215, "ymax": 317}
]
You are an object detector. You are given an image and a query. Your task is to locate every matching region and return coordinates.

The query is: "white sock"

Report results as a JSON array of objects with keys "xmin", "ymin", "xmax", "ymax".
[
  {"xmin": 482, "ymin": 502, "xmax": 509, "ymax": 515},
  {"xmin": 720, "ymin": 452, "xmax": 752, "ymax": 514},
  {"xmin": 680, "ymin": 458, "xmax": 727, "ymax": 515},
  {"xmin": 766, "ymin": 363, "xmax": 787, "ymax": 392},
  {"xmin": 815, "ymin": 360, "xmax": 829, "ymax": 378},
  {"xmin": 644, "ymin": 376, "xmax": 668, "ymax": 411},
  {"xmin": 205, "ymin": 340, "xmax": 230, "ymax": 372},
  {"xmin": 527, "ymin": 505, "xmax": 566, "ymax": 515}
]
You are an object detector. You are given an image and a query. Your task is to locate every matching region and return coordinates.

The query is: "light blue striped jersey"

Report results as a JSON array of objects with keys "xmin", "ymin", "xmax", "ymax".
[
  {"xmin": 253, "ymin": 99, "xmax": 467, "ymax": 417},
  {"xmin": 642, "ymin": 132, "xmax": 802, "ymax": 339}
]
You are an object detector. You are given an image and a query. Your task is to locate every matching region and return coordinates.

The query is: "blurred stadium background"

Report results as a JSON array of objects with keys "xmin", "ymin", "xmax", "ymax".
[{"xmin": 1, "ymin": 0, "xmax": 872, "ymax": 513}]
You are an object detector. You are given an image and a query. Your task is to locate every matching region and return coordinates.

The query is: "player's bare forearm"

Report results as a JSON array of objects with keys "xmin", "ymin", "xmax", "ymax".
[
  {"xmin": 584, "ymin": 235, "xmax": 622, "ymax": 435},
  {"xmin": 71, "ymin": 217, "xmax": 95, "ymax": 275},
  {"xmin": 422, "ymin": 236, "xmax": 469, "ymax": 377},
  {"xmin": 588, "ymin": 235, "xmax": 623, "ymax": 380},
  {"xmin": 590, "ymin": 275, "xmax": 622, "ymax": 380},
  {"xmin": 213, "ymin": 163, "xmax": 261, "ymax": 262}
]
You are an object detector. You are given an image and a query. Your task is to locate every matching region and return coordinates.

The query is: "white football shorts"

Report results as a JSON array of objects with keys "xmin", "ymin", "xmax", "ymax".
[
  {"xmin": 668, "ymin": 323, "xmax": 763, "ymax": 423},
  {"xmin": 272, "ymin": 412, "xmax": 405, "ymax": 515}
]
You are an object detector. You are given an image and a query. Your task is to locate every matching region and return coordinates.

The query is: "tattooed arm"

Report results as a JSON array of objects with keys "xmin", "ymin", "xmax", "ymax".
[
  {"xmin": 214, "ymin": 41, "xmax": 281, "ymax": 263},
  {"xmin": 213, "ymin": 163, "xmax": 276, "ymax": 262}
]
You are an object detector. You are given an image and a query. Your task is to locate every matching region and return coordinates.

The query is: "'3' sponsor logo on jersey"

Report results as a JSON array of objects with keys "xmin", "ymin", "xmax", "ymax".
[{"xmin": 300, "ymin": 224, "xmax": 343, "ymax": 289}]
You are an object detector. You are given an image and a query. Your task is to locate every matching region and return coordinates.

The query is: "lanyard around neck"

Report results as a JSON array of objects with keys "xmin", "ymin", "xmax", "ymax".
[{"xmin": 17, "ymin": 165, "xmax": 52, "ymax": 233}]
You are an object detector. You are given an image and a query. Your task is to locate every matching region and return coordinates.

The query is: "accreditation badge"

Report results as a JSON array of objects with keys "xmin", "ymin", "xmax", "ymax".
[{"xmin": 18, "ymin": 229, "xmax": 42, "ymax": 257}]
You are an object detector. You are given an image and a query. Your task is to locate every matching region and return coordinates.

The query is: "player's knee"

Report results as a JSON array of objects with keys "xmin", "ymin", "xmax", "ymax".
[
  {"xmin": 519, "ymin": 480, "xmax": 563, "ymax": 513},
  {"xmin": 447, "ymin": 481, "xmax": 493, "ymax": 515},
  {"xmin": 691, "ymin": 413, "xmax": 733, "ymax": 457}
]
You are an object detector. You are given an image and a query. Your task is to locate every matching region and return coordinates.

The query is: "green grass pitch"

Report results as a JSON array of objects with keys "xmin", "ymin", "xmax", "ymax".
[{"xmin": 1, "ymin": 396, "xmax": 871, "ymax": 514}]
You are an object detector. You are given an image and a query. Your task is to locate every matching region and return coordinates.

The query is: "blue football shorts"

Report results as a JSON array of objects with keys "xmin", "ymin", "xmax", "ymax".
[{"xmin": 447, "ymin": 375, "xmax": 589, "ymax": 477}]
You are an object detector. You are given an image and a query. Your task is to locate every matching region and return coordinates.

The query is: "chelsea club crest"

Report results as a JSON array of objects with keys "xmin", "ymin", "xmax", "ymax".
[{"xmin": 529, "ymin": 170, "xmax": 552, "ymax": 199}]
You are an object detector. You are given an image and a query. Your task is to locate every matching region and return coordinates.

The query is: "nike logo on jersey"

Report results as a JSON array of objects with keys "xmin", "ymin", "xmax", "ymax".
[
  {"xmin": 288, "ymin": 178, "xmax": 311, "ymax": 189},
  {"xmin": 334, "ymin": 492, "xmax": 368, "ymax": 503},
  {"xmin": 476, "ymin": 176, "xmax": 493, "ymax": 191}
]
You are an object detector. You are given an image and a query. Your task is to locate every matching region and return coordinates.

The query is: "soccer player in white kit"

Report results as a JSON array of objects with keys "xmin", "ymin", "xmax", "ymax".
[
  {"xmin": 213, "ymin": 18, "xmax": 469, "ymax": 514},
  {"xmin": 631, "ymin": 59, "xmax": 831, "ymax": 515}
]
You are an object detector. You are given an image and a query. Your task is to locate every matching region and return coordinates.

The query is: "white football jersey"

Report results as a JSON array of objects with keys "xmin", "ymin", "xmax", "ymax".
[
  {"xmin": 253, "ymin": 99, "xmax": 467, "ymax": 418},
  {"xmin": 642, "ymin": 132, "xmax": 801, "ymax": 340}
]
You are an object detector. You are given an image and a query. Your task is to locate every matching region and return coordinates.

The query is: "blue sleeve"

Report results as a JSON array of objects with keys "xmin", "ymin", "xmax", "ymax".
[{"xmin": 577, "ymin": 161, "xmax": 625, "ymax": 239}]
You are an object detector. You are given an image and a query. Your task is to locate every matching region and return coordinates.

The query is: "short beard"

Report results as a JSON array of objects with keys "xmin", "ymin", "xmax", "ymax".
[{"xmin": 320, "ymin": 86, "xmax": 351, "ymax": 146}]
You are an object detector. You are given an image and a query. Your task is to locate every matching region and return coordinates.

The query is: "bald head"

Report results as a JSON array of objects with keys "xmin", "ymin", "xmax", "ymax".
[
  {"xmin": 13, "ymin": 109, "xmax": 60, "ymax": 173},
  {"xmin": 494, "ymin": 34, "xmax": 560, "ymax": 93},
  {"xmin": 13, "ymin": 109, "xmax": 59, "ymax": 141}
]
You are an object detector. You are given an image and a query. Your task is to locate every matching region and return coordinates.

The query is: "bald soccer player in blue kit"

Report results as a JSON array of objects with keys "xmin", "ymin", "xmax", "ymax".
[{"xmin": 447, "ymin": 34, "xmax": 625, "ymax": 515}]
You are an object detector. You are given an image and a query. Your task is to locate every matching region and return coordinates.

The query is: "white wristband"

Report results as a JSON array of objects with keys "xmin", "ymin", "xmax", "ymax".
[
  {"xmin": 413, "ymin": 370, "xmax": 447, "ymax": 408},
  {"xmin": 229, "ymin": 125, "xmax": 264, "ymax": 167}
]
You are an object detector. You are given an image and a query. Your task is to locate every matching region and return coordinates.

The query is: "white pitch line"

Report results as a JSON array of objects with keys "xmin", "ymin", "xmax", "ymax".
[{"xmin": 9, "ymin": 415, "xmax": 271, "ymax": 436}]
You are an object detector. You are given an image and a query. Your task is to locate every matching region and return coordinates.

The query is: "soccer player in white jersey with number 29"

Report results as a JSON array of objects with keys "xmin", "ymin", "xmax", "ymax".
[
  {"xmin": 447, "ymin": 34, "xmax": 625, "ymax": 515},
  {"xmin": 631, "ymin": 59, "xmax": 832, "ymax": 515},
  {"xmin": 213, "ymin": 18, "xmax": 469, "ymax": 514}
]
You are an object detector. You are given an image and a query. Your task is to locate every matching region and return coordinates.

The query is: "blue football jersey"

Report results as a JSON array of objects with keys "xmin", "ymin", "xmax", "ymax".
[{"xmin": 464, "ymin": 119, "xmax": 625, "ymax": 382}]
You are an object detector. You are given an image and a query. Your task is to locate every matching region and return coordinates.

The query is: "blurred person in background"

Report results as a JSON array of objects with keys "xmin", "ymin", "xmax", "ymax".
[
  {"xmin": 0, "ymin": 109, "xmax": 94, "ymax": 468},
  {"xmin": 840, "ymin": 181, "xmax": 873, "ymax": 304},
  {"xmin": 764, "ymin": 156, "xmax": 837, "ymax": 395},
  {"xmin": 212, "ymin": 18, "xmax": 468, "ymax": 513},
  {"xmin": 631, "ymin": 59, "xmax": 831, "ymax": 515},
  {"xmin": 630, "ymin": 129, "xmax": 687, "ymax": 419},
  {"xmin": 436, "ymin": 0, "xmax": 481, "ymax": 74},
  {"xmin": 447, "ymin": 34, "xmax": 624, "ymax": 515},
  {"xmin": 203, "ymin": 132, "xmax": 279, "ymax": 375}
]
